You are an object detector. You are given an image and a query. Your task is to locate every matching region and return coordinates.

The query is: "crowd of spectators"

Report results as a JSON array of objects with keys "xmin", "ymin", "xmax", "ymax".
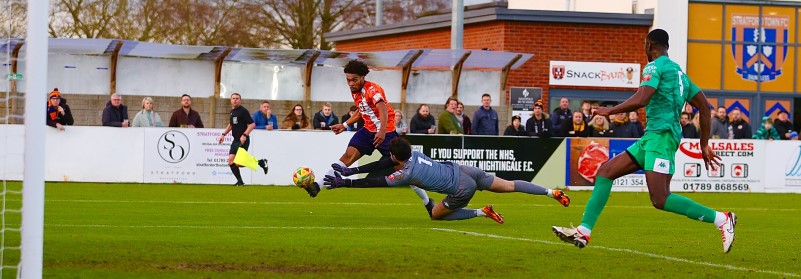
[{"xmin": 43, "ymin": 88, "xmax": 798, "ymax": 141}]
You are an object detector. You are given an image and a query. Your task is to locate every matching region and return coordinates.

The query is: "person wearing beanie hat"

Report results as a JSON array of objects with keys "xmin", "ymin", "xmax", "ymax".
[
  {"xmin": 526, "ymin": 100, "xmax": 552, "ymax": 137},
  {"xmin": 46, "ymin": 88, "xmax": 74, "ymax": 131},
  {"xmin": 790, "ymin": 131, "xmax": 799, "ymax": 140},
  {"xmin": 752, "ymin": 116, "xmax": 780, "ymax": 140},
  {"xmin": 503, "ymin": 115, "xmax": 526, "ymax": 136},
  {"xmin": 774, "ymin": 110, "xmax": 793, "ymax": 139}
]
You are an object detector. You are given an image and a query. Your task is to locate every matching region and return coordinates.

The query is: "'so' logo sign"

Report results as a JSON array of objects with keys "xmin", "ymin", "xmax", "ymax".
[{"xmin": 158, "ymin": 131, "xmax": 190, "ymax": 163}]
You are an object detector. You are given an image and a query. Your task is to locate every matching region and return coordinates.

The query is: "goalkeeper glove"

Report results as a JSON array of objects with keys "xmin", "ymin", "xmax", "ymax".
[
  {"xmin": 331, "ymin": 163, "xmax": 358, "ymax": 176},
  {"xmin": 324, "ymin": 172, "xmax": 352, "ymax": 189}
]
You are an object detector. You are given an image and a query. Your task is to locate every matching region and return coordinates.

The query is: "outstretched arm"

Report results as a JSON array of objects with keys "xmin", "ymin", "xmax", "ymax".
[
  {"xmin": 325, "ymin": 172, "xmax": 390, "ymax": 188},
  {"xmin": 595, "ymin": 86, "xmax": 656, "ymax": 116},
  {"xmin": 333, "ymin": 157, "xmax": 397, "ymax": 176}
]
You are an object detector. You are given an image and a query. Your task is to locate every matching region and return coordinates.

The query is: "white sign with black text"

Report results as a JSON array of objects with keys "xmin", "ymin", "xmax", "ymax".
[
  {"xmin": 549, "ymin": 61, "xmax": 641, "ymax": 88},
  {"xmin": 670, "ymin": 139, "xmax": 765, "ymax": 192}
]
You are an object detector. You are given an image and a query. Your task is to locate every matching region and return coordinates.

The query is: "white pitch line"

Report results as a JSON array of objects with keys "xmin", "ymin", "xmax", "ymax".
[
  {"xmin": 432, "ymin": 228, "xmax": 800, "ymax": 278},
  {"xmin": 50, "ymin": 224, "xmax": 418, "ymax": 230},
  {"xmin": 37, "ymin": 199, "xmax": 801, "ymax": 212}
]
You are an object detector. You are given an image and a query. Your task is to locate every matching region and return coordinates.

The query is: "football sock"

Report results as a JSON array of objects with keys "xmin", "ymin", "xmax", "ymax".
[
  {"xmin": 513, "ymin": 180, "xmax": 548, "ymax": 195},
  {"xmin": 440, "ymin": 209, "xmax": 478, "ymax": 220},
  {"xmin": 230, "ymin": 164, "xmax": 243, "ymax": 183},
  {"xmin": 410, "ymin": 186, "xmax": 430, "ymax": 204},
  {"xmin": 662, "ymin": 194, "xmax": 716, "ymax": 223},
  {"xmin": 580, "ymin": 176, "xmax": 613, "ymax": 231},
  {"xmin": 577, "ymin": 226, "xmax": 591, "ymax": 236},
  {"xmin": 546, "ymin": 189, "xmax": 554, "ymax": 198},
  {"xmin": 476, "ymin": 209, "xmax": 486, "ymax": 217},
  {"xmin": 713, "ymin": 212, "xmax": 728, "ymax": 227}
]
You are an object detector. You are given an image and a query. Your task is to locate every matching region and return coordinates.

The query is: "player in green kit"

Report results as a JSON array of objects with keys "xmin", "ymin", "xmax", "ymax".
[{"xmin": 551, "ymin": 29, "xmax": 737, "ymax": 253}]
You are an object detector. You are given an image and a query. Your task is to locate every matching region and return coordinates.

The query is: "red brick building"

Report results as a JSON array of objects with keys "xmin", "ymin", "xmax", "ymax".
[{"xmin": 327, "ymin": 2, "xmax": 653, "ymax": 113}]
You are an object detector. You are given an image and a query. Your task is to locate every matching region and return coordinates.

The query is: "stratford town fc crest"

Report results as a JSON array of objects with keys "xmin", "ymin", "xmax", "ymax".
[
  {"xmin": 731, "ymin": 13, "xmax": 790, "ymax": 82},
  {"xmin": 552, "ymin": 65, "xmax": 565, "ymax": 80}
]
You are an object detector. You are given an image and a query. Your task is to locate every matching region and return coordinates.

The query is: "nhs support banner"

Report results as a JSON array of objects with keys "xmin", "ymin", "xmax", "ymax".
[
  {"xmin": 671, "ymin": 140, "xmax": 764, "ymax": 192},
  {"xmin": 764, "ymin": 141, "xmax": 801, "ymax": 192},
  {"xmin": 565, "ymin": 138, "xmax": 645, "ymax": 191},
  {"xmin": 143, "ymin": 128, "xmax": 251, "ymax": 184},
  {"xmin": 549, "ymin": 61, "xmax": 640, "ymax": 88}
]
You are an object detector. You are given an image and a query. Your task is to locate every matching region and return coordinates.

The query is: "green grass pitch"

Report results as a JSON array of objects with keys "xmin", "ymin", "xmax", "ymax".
[{"xmin": 2, "ymin": 182, "xmax": 801, "ymax": 278}]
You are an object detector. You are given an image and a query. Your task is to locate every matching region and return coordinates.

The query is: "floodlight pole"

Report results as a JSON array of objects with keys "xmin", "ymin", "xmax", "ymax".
[
  {"xmin": 451, "ymin": 0, "xmax": 464, "ymax": 50},
  {"xmin": 21, "ymin": 0, "xmax": 49, "ymax": 278},
  {"xmin": 376, "ymin": 0, "xmax": 383, "ymax": 26}
]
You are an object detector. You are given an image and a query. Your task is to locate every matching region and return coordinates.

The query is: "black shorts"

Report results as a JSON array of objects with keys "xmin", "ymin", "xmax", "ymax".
[
  {"xmin": 348, "ymin": 128, "xmax": 399, "ymax": 157},
  {"xmin": 442, "ymin": 165, "xmax": 495, "ymax": 210},
  {"xmin": 229, "ymin": 136, "xmax": 250, "ymax": 155}
]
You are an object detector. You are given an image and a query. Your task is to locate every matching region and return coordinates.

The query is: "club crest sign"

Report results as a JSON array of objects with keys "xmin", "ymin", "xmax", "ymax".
[{"xmin": 731, "ymin": 14, "xmax": 790, "ymax": 82}]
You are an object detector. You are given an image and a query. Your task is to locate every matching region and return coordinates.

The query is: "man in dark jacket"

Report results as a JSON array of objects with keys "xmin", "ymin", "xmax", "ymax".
[
  {"xmin": 774, "ymin": 110, "xmax": 794, "ymax": 140},
  {"xmin": 681, "ymin": 112, "xmax": 699, "ymax": 139},
  {"xmin": 471, "ymin": 94, "xmax": 498, "ymax": 135},
  {"xmin": 552, "ymin": 97, "xmax": 572, "ymax": 133},
  {"xmin": 729, "ymin": 108, "xmax": 752, "ymax": 139},
  {"xmin": 526, "ymin": 101, "xmax": 552, "ymax": 137},
  {"xmin": 46, "ymin": 88, "xmax": 74, "ymax": 131},
  {"xmin": 102, "ymin": 93, "xmax": 129, "ymax": 127},
  {"xmin": 313, "ymin": 102, "xmax": 339, "ymax": 130},
  {"xmin": 560, "ymin": 111, "xmax": 589, "ymax": 137}
]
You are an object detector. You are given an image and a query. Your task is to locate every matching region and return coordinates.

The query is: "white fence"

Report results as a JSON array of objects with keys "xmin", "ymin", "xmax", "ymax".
[{"xmin": 1, "ymin": 124, "xmax": 800, "ymax": 193}]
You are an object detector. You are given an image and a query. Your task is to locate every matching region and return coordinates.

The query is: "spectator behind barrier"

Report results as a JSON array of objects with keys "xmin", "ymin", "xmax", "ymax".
[
  {"xmin": 253, "ymin": 100, "xmax": 278, "ymax": 130},
  {"xmin": 168, "ymin": 94, "xmax": 204, "ymax": 128},
  {"xmin": 729, "ymin": 108, "xmax": 752, "ymax": 139},
  {"xmin": 609, "ymin": 112, "xmax": 628, "ymax": 138},
  {"xmin": 503, "ymin": 115, "xmax": 526, "ymax": 136},
  {"xmin": 101, "ymin": 93, "xmax": 129, "ymax": 127},
  {"xmin": 340, "ymin": 105, "xmax": 364, "ymax": 131},
  {"xmin": 551, "ymin": 97, "xmax": 572, "ymax": 132},
  {"xmin": 438, "ymin": 97, "xmax": 463, "ymax": 134},
  {"xmin": 46, "ymin": 88, "xmax": 74, "ymax": 131},
  {"xmin": 589, "ymin": 115, "xmax": 611, "ymax": 137},
  {"xmin": 471, "ymin": 93, "xmax": 498, "ymax": 135},
  {"xmin": 711, "ymin": 106, "xmax": 729, "ymax": 139},
  {"xmin": 525, "ymin": 100, "xmax": 552, "ymax": 138},
  {"xmin": 410, "ymin": 104, "xmax": 436, "ymax": 134},
  {"xmin": 628, "ymin": 111, "xmax": 644, "ymax": 137},
  {"xmin": 395, "ymin": 110, "xmax": 409, "ymax": 135},
  {"xmin": 580, "ymin": 100, "xmax": 592, "ymax": 123},
  {"xmin": 680, "ymin": 112, "xmax": 699, "ymax": 139},
  {"xmin": 774, "ymin": 110, "xmax": 793, "ymax": 140},
  {"xmin": 282, "ymin": 104, "xmax": 311, "ymax": 130},
  {"xmin": 131, "ymin": 97, "xmax": 164, "ymax": 127},
  {"xmin": 560, "ymin": 110, "xmax": 589, "ymax": 137},
  {"xmin": 456, "ymin": 101, "xmax": 471, "ymax": 135},
  {"xmin": 753, "ymin": 116, "xmax": 780, "ymax": 140},
  {"xmin": 312, "ymin": 102, "xmax": 339, "ymax": 130}
]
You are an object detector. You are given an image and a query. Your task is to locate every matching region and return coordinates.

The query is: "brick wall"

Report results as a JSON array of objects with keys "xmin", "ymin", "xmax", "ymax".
[{"xmin": 334, "ymin": 21, "xmax": 650, "ymax": 127}]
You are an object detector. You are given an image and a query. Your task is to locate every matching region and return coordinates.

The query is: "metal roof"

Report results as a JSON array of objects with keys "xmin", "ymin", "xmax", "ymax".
[{"xmin": 1, "ymin": 38, "xmax": 533, "ymax": 70}]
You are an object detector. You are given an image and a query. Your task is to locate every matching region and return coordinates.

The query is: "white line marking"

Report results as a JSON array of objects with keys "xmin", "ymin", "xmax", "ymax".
[
  {"xmin": 50, "ymin": 224, "xmax": 417, "ymax": 230},
  {"xmin": 432, "ymin": 228, "xmax": 800, "ymax": 278},
  {"xmin": 37, "ymin": 199, "xmax": 801, "ymax": 211}
]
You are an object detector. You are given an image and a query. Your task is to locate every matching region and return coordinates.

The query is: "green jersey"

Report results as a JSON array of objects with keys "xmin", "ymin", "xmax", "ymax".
[{"xmin": 639, "ymin": 55, "xmax": 700, "ymax": 141}]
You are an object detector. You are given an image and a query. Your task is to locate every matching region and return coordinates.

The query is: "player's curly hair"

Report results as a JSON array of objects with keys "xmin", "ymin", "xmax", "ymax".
[
  {"xmin": 389, "ymin": 138, "xmax": 412, "ymax": 162},
  {"xmin": 344, "ymin": 60, "xmax": 370, "ymax": 76},
  {"xmin": 647, "ymin": 29, "xmax": 669, "ymax": 49}
]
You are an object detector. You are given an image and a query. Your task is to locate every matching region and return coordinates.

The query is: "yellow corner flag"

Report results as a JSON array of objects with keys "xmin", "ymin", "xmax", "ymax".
[{"xmin": 234, "ymin": 147, "xmax": 259, "ymax": 171}]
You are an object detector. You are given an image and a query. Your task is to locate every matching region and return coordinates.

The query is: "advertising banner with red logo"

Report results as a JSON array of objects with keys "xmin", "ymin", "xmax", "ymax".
[
  {"xmin": 671, "ymin": 139, "xmax": 764, "ymax": 192},
  {"xmin": 565, "ymin": 138, "xmax": 646, "ymax": 191},
  {"xmin": 549, "ymin": 61, "xmax": 641, "ymax": 88},
  {"xmin": 763, "ymin": 141, "xmax": 801, "ymax": 192}
]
